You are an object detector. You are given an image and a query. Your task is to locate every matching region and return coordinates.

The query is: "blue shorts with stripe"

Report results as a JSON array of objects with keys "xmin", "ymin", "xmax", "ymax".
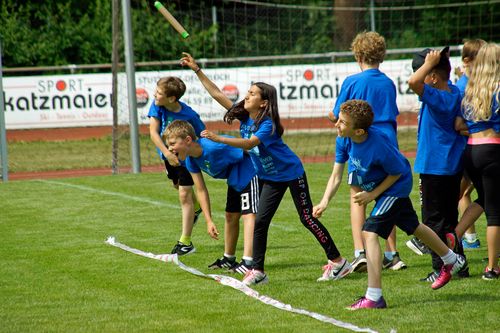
[
  {"xmin": 225, "ymin": 175, "xmax": 261, "ymax": 215},
  {"xmin": 363, "ymin": 196, "xmax": 419, "ymax": 239}
]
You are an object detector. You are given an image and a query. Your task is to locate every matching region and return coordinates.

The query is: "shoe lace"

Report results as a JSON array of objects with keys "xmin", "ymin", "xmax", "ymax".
[
  {"xmin": 321, "ymin": 262, "xmax": 334, "ymax": 276},
  {"xmin": 244, "ymin": 269, "xmax": 256, "ymax": 280}
]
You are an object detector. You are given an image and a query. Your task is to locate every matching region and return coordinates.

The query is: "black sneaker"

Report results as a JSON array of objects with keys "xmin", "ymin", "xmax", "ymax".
[
  {"xmin": 382, "ymin": 252, "xmax": 408, "ymax": 271},
  {"xmin": 482, "ymin": 267, "xmax": 500, "ymax": 280},
  {"xmin": 420, "ymin": 271, "xmax": 439, "ymax": 282},
  {"xmin": 457, "ymin": 259, "xmax": 470, "ymax": 278},
  {"xmin": 230, "ymin": 260, "xmax": 253, "ymax": 275},
  {"xmin": 170, "ymin": 241, "xmax": 196, "ymax": 256},
  {"xmin": 208, "ymin": 256, "xmax": 237, "ymax": 270},
  {"xmin": 193, "ymin": 207, "xmax": 202, "ymax": 226},
  {"xmin": 350, "ymin": 252, "xmax": 367, "ymax": 273},
  {"xmin": 406, "ymin": 237, "xmax": 431, "ymax": 256}
]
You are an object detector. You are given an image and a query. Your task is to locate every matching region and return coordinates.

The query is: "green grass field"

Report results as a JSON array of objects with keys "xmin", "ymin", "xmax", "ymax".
[
  {"xmin": 7, "ymin": 128, "xmax": 418, "ymax": 173},
  {"xmin": 1, "ymin": 163, "xmax": 498, "ymax": 333}
]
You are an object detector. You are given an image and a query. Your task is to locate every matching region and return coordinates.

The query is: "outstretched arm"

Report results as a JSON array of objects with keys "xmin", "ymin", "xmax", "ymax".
[
  {"xmin": 149, "ymin": 117, "xmax": 179, "ymax": 166},
  {"xmin": 201, "ymin": 130, "xmax": 261, "ymax": 150},
  {"xmin": 191, "ymin": 172, "xmax": 220, "ymax": 240},
  {"xmin": 180, "ymin": 52, "xmax": 233, "ymax": 111},
  {"xmin": 313, "ymin": 162, "xmax": 345, "ymax": 218}
]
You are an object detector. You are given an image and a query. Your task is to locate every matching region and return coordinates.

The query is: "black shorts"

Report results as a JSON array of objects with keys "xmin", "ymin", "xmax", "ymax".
[
  {"xmin": 163, "ymin": 160, "xmax": 194, "ymax": 186},
  {"xmin": 363, "ymin": 196, "xmax": 420, "ymax": 239},
  {"xmin": 225, "ymin": 176, "xmax": 261, "ymax": 215}
]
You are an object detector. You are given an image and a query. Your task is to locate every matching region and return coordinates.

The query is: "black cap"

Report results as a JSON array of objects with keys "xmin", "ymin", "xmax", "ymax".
[{"xmin": 412, "ymin": 46, "xmax": 451, "ymax": 73}]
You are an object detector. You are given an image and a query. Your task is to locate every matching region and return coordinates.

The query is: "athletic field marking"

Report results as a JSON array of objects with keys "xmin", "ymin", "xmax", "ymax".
[
  {"xmin": 106, "ymin": 236, "xmax": 390, "ymax": 333},
  {"xmin": 38, "ymin": 179, "xmax": 175, "ymax": 207},
  {"xmin": 37, "ymin": 179, "xmax": 298, "ymax": 230}
]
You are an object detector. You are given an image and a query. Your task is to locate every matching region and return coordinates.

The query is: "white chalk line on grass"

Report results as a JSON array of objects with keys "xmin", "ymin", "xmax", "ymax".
[
  {"xmin": 38, "ymin": 179, "xmax": 176, "ymax": 208},
  {"xmin": 105, "ymin": 236, "xmax": 388, "ymax": 333},
  {"xmin": 38, "ymin": 179, "xmax": 296, "ymax": 231}
]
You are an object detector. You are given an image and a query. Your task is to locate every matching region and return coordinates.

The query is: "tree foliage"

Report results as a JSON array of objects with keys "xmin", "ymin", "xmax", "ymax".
[{"xmin": 0, "ymin": 0, "xmax": 498, "ymax": 70}]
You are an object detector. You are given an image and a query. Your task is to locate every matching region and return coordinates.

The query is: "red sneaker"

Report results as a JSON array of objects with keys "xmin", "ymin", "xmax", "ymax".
[{"xmin": 432, "ymin": 255, "xmax": 465, "ymax": 290}]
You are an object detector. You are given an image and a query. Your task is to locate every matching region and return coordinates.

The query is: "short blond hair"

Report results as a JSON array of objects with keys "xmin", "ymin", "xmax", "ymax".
[
  {"xmin": 164, "ymin": 120, "xmax": 197, "ymax": 142},
  {"xmin": 351, "ymin": 31, "xmax": 386, "ymax": 65}
]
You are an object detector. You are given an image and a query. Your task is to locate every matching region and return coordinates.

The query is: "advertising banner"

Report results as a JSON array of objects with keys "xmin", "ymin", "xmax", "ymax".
[{"xmin": 3, "ymin": 57, "xmax": 462, "ymax": 129}]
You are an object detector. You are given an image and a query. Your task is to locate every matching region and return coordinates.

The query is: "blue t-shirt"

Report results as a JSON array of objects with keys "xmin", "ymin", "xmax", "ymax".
[
  {"xmin": 147, "ymin": 101, "xmax": 205, "ymax": 160},
  {"xmin": 332, "ymin": 69, "xmax": 399, "ymax": 146},
  {"xmin": 455, "ymin": 74, "xmax": 468, "ymax": 97},
  {"xmin": 462, "ymin": 94, "xmax": 500, "ymax": 134},
  {"xmin": 240, "ymin": 117, "xmax": 304, "ymax": 182},
  {"xmin": 336, "ymin": 128, "xmax": 413, "ymax": 198},
  {"xmin": 185, "ymin": 137, "xmax": 256, "ymax": 192},
  {"xmin": 414, "ymin": 84, "xmax": 465, "ymax": 175}
]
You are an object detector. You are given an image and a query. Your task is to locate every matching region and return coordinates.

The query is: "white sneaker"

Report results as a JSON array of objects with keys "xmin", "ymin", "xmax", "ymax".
[
  {"xmin": 242, "ymin": 269, "xmax": 269, "ymax": 286},
  {"xmin": 317, "ymin": 258, "xmax": 352, "ymax": 281}
]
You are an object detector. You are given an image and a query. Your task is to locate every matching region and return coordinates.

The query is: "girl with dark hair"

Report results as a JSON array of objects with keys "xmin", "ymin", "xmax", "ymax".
[{"xmin": 181, "ymin": 52, "xmax": 350, "ymax": 285}]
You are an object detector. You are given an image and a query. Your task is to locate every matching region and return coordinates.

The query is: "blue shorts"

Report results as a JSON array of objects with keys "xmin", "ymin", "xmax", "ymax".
[{"xmin": 363, "ymin": 196, "xmax": 419, "ymax": 239}]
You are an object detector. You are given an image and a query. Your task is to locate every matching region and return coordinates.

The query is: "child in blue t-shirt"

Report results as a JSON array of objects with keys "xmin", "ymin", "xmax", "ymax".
[
  {"xmin": 327, "ymin": 31, "xmax": 404, "ymax": 272},
  {"xmin": 180, "ymin": 52, "xmax": 351, "ymax": 286},
  {"xmin": 147, "ymin": 76, "xmax": 206, "ymax": 256},
  {"xmin": 314, "ymin": 100, "xmax": 466, "ymax": 309},
  {"xmin": 408, "ymin": 47, "xmax": 467, "ymax": 281},
  {"xmin": 164, "ymin": 119, "xmax": 260, "ymax": 275}
]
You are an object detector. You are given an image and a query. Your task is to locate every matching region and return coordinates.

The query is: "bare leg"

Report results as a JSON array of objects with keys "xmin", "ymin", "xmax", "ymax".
[
  {"xmin": 487, "ymin": 226, "xmax": 500, "ymax": 270},
  {"xmin": 456, "ymin": 203, "xmax": 484, "ymax": 239},
  {"xmin": 458, "ymin": 180, "xmax": 479, "ymax": 236},
  {"xmin": 242, "ymin": 213, "xmax": 256, "ymax": 258},
  {"xmin": 179, "ymin": 185, "xmax": 195, "ymax": 239},
  {"xmin": 224, "ymin": 212, "xmax": 240, "ymax": 256},
  {"xmin": 363, "ymin": 231, "xmax": 382, "ymax": 289},
  {"xmin": 350, "ymin": 186, "xmax": 366, "ymax": 251},
  {"xmin": 385, "ymin": 227, "xmax": 397, "ymax": 252},
  {"xmin": 413, "ymin": 224, "xmax": 449, "ymax": 257}
]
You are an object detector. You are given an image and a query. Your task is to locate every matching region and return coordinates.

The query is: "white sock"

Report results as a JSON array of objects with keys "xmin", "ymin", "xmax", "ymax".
[
  {"xmin": 440, "ymin": 249, "xmax": 457, "ymax": 265},
  {"xmin": 365, "ymin": 287, "xmax": 382, "ymax": 302},
  {"xmin": 354, "ymin": 249, "xmax": 365, "ymax": 258},
  {"xmin": 224, "ymin": 253, "xmax": 236, "ymax": 261},
  {"xmin": 464, "ymin": 233, "xmax": 477, "ymax": 242},
  {"xmin": 242, "ymin": 256, "xmax": 253, "ymax": 263},
  {"xmin": 384, "ymin": 251, "xmax": 394, "ymax": 260}
]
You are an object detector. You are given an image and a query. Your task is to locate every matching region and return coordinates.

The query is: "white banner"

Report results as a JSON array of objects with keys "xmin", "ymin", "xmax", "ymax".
[{"xmin": 3, "ymin": 57, "xmax": 462, "ymax": 129}]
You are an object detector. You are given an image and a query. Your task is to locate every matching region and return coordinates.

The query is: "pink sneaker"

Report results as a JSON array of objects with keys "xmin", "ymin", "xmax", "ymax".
[
  {"xmin": 347, "ymin": 296, "xmax": 387, "ymax": 310},
  {"xmin": 242, "ymin": 269, "xmax": 269, "ymax": 286},
  {"xmin": 317, "ymin": 258, "xmax": 352, "ymax": 281},
  {"xmin": 431, "ymin": 254, "xmax": 466, "ymax": 290}
]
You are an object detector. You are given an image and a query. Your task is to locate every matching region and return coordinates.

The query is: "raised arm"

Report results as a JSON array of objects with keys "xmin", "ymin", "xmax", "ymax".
[
  {"xmin": 313, "ymin": 162, "xmax": 345, "ymax": 218},
  {"xmin": 408, "ymin": 50, "xmax": 441, "ymax": 97},
  {"xmin": 180, "ymin": 52, "xmax": 233, "ymax": 110},
  {"xmin": 190, "ymin": 172, "xmax": 219, "ymax": 240}
]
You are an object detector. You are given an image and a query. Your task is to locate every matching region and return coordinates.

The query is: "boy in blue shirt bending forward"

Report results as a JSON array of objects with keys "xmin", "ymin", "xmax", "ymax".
[
  {"xmin": 313, "ymin": 100, "xmax": 466, "ymax": 309},
  {"xmin": 165, "ymin": 120, "xmax": 260, "ymax": 274}
]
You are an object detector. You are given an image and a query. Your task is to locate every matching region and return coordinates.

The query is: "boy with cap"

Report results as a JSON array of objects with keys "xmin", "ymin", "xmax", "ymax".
[{"xmin": 408, "ymin": 47, "xmax": 468, "ymax": 281}]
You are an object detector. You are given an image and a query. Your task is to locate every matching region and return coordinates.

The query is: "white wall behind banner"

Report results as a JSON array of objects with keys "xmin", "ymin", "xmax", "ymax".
[{"xmin": 3, "ymin": 57, "xmax": 462, "ymax": 130}]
